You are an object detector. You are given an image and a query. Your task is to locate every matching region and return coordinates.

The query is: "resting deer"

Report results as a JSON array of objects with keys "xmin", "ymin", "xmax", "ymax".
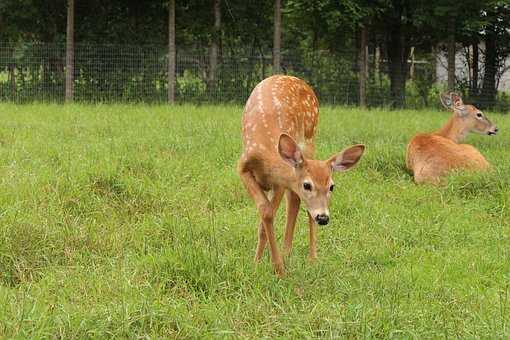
[
  {"xmin": 237, "ymin": 75, "xmax": 365, "ymax": 276},
  {"xmin": 406, "ymin": 92, "xmax": 498, "ymax": 184}
]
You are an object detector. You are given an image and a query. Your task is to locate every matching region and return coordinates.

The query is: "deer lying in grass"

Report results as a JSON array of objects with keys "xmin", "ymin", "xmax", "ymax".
[
  {"xmin": 237, "ymin": 75, "xmax": 365, "ymax": 276},
  {"xmin": 406, "ymin": 92, "xmax": 498, "ymax": 185}
]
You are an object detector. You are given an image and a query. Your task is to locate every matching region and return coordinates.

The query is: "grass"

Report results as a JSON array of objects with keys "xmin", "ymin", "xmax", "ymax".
[{"xmin": 0, "ymin": 102, "xmax": 509, "ymax": 338}]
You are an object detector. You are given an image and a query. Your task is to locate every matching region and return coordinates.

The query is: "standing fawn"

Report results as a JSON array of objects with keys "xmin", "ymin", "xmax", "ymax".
[
  {"xmin": 238, "ymin": 75, "xmax": 365, "ymax": 276},
  {"xmin": 406, "ymin": 92, "xmax": 498, "ymax": 185}
]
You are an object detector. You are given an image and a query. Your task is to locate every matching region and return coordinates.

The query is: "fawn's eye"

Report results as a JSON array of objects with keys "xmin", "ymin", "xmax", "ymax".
[
  {"xmin": 476, "ymin": 112, "xmax": 483, "ymax": 118},
  {"xmin": 303, "ymin": 182, "xmax": 312, "ymax": 191},
  {"xmin": 329, "ymin": 184, "xmax": 334, "ymax": 192}
]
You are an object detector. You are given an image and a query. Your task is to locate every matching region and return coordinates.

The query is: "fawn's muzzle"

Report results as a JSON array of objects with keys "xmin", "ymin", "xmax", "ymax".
[{"xmin": 315, "ymin": 214, "xmax": 329, "ymax": 225}]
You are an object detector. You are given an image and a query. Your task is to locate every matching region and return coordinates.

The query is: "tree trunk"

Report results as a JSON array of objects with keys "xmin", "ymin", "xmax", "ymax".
[
  {"xmin": 273, "ymin": 0, "xmax": 282, "ymax": 74},
  {"xmin": 480, "ymin": 31, "xmax": 497, "ymax": 107},
  {"xmin": 471, "ymin": 43, "xmax": 479, "ymax": 96},
  {"xmin": 168, "ymin": 0, "xmax": 176, "ymax": 104},
  {"xmin": 208, "ymin": 0, "xmax": 221, "ymax": 93},
  {"xmin": 359, "ymin": 25, "xmax": 368, "ymax": 107},
  {"xmin": 409, "ymin": 46, "xmax": 415, "ymax": 79},
  {"xmin": 447, "ymin": 16, "xmax": 456, "ymax": 91},
  {"xmin": 431, "ymin": 45, "xmax": 437, "ymax": 84},
  {"xmin": 375, "ymin": 46, "xmax": 380, "ymax": 84},
  {"xmin": 387, "ymin": 20, "xmax": 407, "ymax": 108},
  {"xmin": 8, "ymin": 63, "xmax": 16, "ymax": 100},
  {"xmin": 65, "ymin": 0, "xmax": 75, "ymax": 102}
]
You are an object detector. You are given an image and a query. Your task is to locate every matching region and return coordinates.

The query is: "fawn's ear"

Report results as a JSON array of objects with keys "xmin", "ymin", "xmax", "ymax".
[
  {"xmin": 440, "ymin": 92, "xmax": 466, "ymax": 115},
  {"xmin": 278, "ymin": 134, "xmax": 303, "ymax": 168},
  {"xmin": 329, "ymin": 144, "xmax": 365, "ymax": 172}
]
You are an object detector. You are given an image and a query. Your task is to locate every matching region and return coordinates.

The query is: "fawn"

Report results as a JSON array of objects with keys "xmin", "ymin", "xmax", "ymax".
[
  {"xmin": 237, "ymin": 75, "xmax": 365, "ymax": 276},
  {"xmin": 406, "ymin": 92, "xmax": 498, "ymax": 185}
]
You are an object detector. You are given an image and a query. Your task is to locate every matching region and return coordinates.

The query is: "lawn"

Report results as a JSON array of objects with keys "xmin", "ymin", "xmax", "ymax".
[{"xmin": 0, "ymin": 103, "xmax": 509, "ymax": 338}]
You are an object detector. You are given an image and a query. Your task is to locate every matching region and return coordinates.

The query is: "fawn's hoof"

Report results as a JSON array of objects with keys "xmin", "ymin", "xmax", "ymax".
[{"xmin": 275, "ymin": 262, "xmax": 285, "ymax": 277}]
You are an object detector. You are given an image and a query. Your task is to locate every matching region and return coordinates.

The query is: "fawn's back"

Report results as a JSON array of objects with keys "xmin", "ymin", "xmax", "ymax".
[{"xmin": 241, "ymin": 75, "xmax": 319, "ymax": 160}]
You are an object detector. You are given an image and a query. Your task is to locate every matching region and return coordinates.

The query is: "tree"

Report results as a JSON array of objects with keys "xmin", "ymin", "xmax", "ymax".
[
  {"xmin": 447, "ymin": 16, "xmax": 456, "ymax": 91},
  {"xmin": 479, "ymin": 3, "xmax": 510, "ymax": 107},
  {"xmin": 273, "ymin": 0, "xmax": 282, "ymax": 74},
  {"xmin": 359, "ymin": 25, "xmax": 368, "ymax": 107},
  {"xmin": 383, "ymin": 1, "xmax": 411, "ymax": 108},
  {"xmin": 65, "ymin": 0, "xmax": 74, "ymax": 102},
  {"xmin": 168, "ymin": 0, "xmax": 176, "ymax": 103},
  {"xmin": 208, "ymin": 0, "xmax": 221, "ymax": 90}
]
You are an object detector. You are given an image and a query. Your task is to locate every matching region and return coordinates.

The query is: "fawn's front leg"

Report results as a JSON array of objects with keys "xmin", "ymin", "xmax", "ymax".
[
  {"xmin": 283, "ymin": 190, "xmax": 300, "ymax": 257},
  {"xmin": 308, "ymin": 212, "xmax": 318, "ymax": 262}
]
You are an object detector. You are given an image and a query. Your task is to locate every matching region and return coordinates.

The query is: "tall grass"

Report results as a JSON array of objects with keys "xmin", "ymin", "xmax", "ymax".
[{"xmin": 0, "ymin": 103, "xmax": 509, "ymax": 338}]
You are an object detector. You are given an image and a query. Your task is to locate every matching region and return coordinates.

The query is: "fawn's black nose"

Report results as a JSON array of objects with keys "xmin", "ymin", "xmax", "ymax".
[{"xmin": 315, "ymin": 214, "xmax": 329, "ymax": 225}]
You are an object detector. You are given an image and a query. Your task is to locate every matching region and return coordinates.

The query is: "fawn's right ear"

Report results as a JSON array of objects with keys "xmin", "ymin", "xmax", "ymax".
[
  {"xmin": 278, "ymin": 134, "xmax": 303, "ymax": 168},
  {"xmin": 329, "ymin": 144, "xmax": 365, "ymax": 172}
]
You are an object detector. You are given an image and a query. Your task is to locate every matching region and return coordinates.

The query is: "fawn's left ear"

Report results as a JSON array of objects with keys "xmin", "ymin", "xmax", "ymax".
[
  {"xmin": 328, "ymin": 144, "xmax": 365, "ymax": 172},
  {"xmin": 278, "ymin": 133, "xmax": 304, "ymax": 168}
]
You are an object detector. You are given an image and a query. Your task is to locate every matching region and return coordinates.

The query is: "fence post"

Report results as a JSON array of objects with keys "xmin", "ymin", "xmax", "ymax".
[
  {"xmin": 207, "ymin": 0, "xmax": 221, "ymax": 95},
  {"xmin": 447, "ymin": 16, "xmax": 455, "ymax": 91},
  {"xmin": 273, "ymin": 0, "xmax": 281, "ymax": 74},
  {"xmin": 359, "ymin": 25, "xmax": 368, "ymax": 108},
  {"xmin": 168, "ymin": 0, "xmax": 176, "ymax": 104},
  {"xmin": 65, "ymin": 0, "xmax": 75, "ymax": 102}
]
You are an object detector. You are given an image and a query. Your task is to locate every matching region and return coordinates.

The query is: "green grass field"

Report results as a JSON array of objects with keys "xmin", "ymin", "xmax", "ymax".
[{"xmin": 0, "ymin": 103, "xmax": 509, "ymax": 338}]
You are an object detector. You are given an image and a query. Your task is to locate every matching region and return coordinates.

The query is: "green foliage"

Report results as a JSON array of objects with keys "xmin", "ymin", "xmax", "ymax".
[
  {"xmin": 0, "ymin": 104, "xmax": 510, "ymax": 337},
  {"xmin": 287, "ymin": 51, "xmax": 359, "ymax": 105},
  {"xmin": 177, "ymin": 69, "xmax": 206, "ymax": 100},
  {"xmin": 494, "ymin": 92, "xmax": 510, "ymax": 112}
]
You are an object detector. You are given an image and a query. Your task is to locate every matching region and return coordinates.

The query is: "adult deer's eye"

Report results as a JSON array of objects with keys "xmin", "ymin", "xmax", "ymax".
[
  {"xmin": 329, "ymin": 184, "xmax": 335, "ymax": 192},
  {"xmin": 476, "ymin": 112, "xmax": 483, "ymax": 118},
  {"xmin": 303, "ymin": 182, "xmax": 312, "ymax": 191}
]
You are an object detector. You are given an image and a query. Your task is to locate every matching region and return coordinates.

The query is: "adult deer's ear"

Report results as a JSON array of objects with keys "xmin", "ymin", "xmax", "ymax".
[
  {"xmin": 440, "ymin": 92, "xmax": 467, "ymax": 116},
  {"xmin": 440, "ymin": 92, "xmax": 454, "ymax": 110},
  {"xmin": 450, "ymin": 92, "xmax": 464, "ymax": 107},
  {"xmin": 278, "ymin": 134, "xmax": 303, "ymax": 168},
  {"xmin": 329, "ymin": 144, "xmax": 365, "ymax": 172}
]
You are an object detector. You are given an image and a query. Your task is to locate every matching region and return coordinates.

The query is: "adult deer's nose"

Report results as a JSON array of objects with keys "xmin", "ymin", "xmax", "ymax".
[{"xmin": 489, "ymin": 127, "xmax": 498, "ymax": 135}]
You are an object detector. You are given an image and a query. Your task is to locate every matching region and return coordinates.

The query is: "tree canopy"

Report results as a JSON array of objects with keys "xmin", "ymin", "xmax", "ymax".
[{"xmin": 0, "ymin": 0, "xmax": 509, "ymax": 107}]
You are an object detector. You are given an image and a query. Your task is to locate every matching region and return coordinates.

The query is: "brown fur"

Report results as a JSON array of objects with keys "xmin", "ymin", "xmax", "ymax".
[
  {"xmin": 237, "ymin": 75, "xmax": 364, "ymax": 276},
  {"xmin": 406, "ymin": 93, "xmax": 497, "ymax": 184}
]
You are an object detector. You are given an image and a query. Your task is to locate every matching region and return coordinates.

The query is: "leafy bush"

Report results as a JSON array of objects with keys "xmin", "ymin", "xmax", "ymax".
[{"xmin": 177, "ymin": 69, "xmax": 206, "ymax": 101}]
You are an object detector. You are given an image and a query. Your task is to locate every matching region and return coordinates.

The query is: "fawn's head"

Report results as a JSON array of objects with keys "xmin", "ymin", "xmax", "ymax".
[
  {"xmin": 440, "ymin": 92, "xmax": 498, "ymax": 136},
  {"xmin": 278, "ymin": 134, "xmax": 365, "ymax": 226}
]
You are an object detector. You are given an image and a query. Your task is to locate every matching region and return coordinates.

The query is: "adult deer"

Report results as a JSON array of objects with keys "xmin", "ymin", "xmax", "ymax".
[
  {"xmin": 406, "ymin": 92, "xmax": 498, "ymax": 184},
  {"xmin": 237, "ymin": 75, "xmax": 365, "ymax": 276}
]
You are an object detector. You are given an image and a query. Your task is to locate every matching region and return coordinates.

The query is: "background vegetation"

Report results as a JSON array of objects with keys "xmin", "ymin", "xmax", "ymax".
[{"xmin": 0, "ymin": 1, "xmax": 509, "ymax": 108}]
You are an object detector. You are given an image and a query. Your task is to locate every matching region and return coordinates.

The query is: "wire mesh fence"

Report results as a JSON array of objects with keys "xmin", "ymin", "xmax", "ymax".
[{"xmin": 0, "ymin": 42, "xmax": 508, "ymax": 111}]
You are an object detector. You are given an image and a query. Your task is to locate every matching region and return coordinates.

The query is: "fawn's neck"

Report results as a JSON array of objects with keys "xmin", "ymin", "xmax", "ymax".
[{"xmin": 435, "ymin": 114, "xmax": 469, "ymax": 143}]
